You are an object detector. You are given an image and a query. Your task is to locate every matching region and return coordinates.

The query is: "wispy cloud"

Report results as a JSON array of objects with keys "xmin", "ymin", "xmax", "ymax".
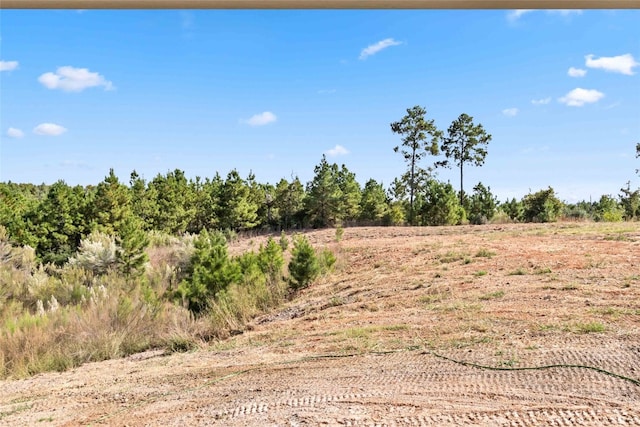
[
  {"xmin": 585, "ymin": 54, "xmax": 638, "ymax": 75},
  {"xmin": 507, "ymin": 9, "xmax": 533, "ymax": 22},
  {"xmin": 548, "ymin": 9, "xmax": 583, "ymax": 17},
  {"xmin": 531, "ymin": 97, "xmax": 551, "ymax": 105},
  {"xmin": 241, "ymin": 111, "xmax": 277, "ymax": 126},
  {"xmin": 359, "ymin": 38, "xmax": 402, "ymax": 60},
  {"xmin": 558, "ymin": 88, "xmax": 604, "ymax": 107},
  {"xmin": 38, "ymin": 66, "xmax": 114, "ymax": 92},
  {"xmin": 33, "ymin": 123, "xmax": 67, "ymax": 136},
  {"xmin": 0, "ymin": 60, "xmax": 19, "ymax": 71},
  {"xmin": 502, "ymin": 108, "xmax": 519, "ymax": 117},
  {"xmin": 317, "ymin": 89, "xmax": 337, "ymax": 94},
  {"xmin": 7, "ymin": 127, "xmax": 24, "ymax": 138},
  {"xmin": 508, "ymin": 9, "xmax": 582, "ymax": 22},
  {"xmin": 568, "ymin": 67, "xmax": 587, "ymax": 77},
  {"xmin": 325, "ymin": 144, "xmax": 349, "ymax": 157}
]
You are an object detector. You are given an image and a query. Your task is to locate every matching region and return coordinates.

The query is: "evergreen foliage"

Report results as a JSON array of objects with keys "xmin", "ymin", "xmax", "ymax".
[
  {"xmin": 521, "ymin": 187, "xmax": 564, "ymax": 223},
  {"xmin": 391, "ymin": 105, "xmax": 442, "ymax": 225},
  {"xmin": 177, "ymin": 229, "xmax": 241, "ymax": 314},
  {"xmin": 288, "ymin": 235, "xmax": 320, "ymax": 291}
]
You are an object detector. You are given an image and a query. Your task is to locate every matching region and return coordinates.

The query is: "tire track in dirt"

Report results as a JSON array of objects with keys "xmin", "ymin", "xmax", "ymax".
[{"xmin": 123, "ymin": 348, "xmax": 640, "ymax": 426}]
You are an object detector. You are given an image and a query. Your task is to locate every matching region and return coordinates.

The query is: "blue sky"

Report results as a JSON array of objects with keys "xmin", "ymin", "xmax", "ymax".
[{"xmin": 1, "ymin": 9, "xmax": 639, "ymax": 203}]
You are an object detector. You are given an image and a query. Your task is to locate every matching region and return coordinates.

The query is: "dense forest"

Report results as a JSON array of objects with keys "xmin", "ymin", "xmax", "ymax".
[{"xmin": 1, "ymin": 107, "xmax": 638, "ymax": 379}]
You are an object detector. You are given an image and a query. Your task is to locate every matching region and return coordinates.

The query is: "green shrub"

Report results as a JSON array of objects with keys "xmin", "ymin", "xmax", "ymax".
[
  {"xmin": 176, "ymin": 229, "xmax": 241, "ymax": 314},
  {"xmin": 288, "ymin": 235, "xmax": 320, "ymax": 291},
  {"xmin": 521, "ymin": 187, "xmax": 564, "ymax": 223},
  {"xmin": 318, "ymin": 248, "xmax": 337, "ymax": 274},
  {"xmin": 467, "ymin": 182, "xmax": 498, "ymax": 225},
  {"xmin": 258, "ymin": 237, "xmax": 284, "ymax": 284},
  {"xmin": 594, "ymin": 195, "xmax": 624, "ymax": 222},
  {"xmin": 279, "ymin": 231, "xmax": 289, "ymax": 251}
]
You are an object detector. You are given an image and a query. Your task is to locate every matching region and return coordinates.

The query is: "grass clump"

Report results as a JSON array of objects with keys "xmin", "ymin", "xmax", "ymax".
[
  {"xmin": 479, "ymin": 290, "xmax": 505, "ymax": 300},
  {"xmin": 474, "ymin": 248, "xmax": 496, "ymax": 258},
  {"xmin": 574, "ymin": 322, "xmax": 606, "ymax": 334}
]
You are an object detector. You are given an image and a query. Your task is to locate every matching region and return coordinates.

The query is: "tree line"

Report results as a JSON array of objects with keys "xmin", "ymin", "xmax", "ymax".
[{"xmin": 1, "ymin": 105, "xmax": 639, "ymax": 268}]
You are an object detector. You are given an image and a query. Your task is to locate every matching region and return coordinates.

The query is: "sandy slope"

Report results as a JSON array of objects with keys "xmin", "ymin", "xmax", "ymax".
[{"xmin": 1, "ymin": 223, "xmax": 639, "ymax": 426}]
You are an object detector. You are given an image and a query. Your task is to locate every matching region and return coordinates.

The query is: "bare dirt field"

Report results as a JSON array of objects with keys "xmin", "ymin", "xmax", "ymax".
[{"xmin": 2, "ymin": 222, "xmax": 640, "ymax": 426}]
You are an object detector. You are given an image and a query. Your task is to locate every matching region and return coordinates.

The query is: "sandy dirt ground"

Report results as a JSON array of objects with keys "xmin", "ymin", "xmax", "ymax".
[{"xmin": 1, "ymin": 222, "xmax": 639, "ymax": 426}]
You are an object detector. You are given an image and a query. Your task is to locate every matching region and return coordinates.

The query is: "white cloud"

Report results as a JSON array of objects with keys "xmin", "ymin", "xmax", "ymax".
[
  {"xmin": 507, "ymin": 9, "xmax": 533, "ymax": 22},
  {"xmin": 568, "ymin": 67, "xmax": 587, "ymax": 77},
  {"xmin": 317, "ymin": 89, "xmax": 337, "ymax": 94},
  {"xmin": 558, "ymin": 88, "xmax": 604, "ymax": 107},
  {"xmin": 0, "ymin": 60, "xmax": 19, "ymax": 71},
  {"xmin": 502, "ymin": 108, "xmax": 519, "ymax": 117},
  {"xmin": 38, "ymin": 66, "xmax": 114, "ymax": 92},
  {"xmin": 507, "ymin": 9, "xmax": 582, "ymax": 22},
  {"xmin": 33, "ymin": 123, "xmax": 67, "ymax": 136},
  {"xmin": 585, "ymin": 54, "xmax": 638, "ymax": 75},
  {"xmin": 242, "ymin": 111, "xmax": 277, "ymax": 126},
  {"xmin": 359, "ymin": 38, "xmax": 402, "ymax": 60},
  {"xmin": 325, "ymin": 145, "xmax": 349, "ymax": 157},
  {"xmin": 531, "ymin": 97, "xmax": 551, "ymax": 105},
  {"xmin": 7, "ymin": 127, "xmax": 24, "ymax": 138},
  {"xmin": 548, "ymin": 9, "xmax": 583, "ymax": 16}
]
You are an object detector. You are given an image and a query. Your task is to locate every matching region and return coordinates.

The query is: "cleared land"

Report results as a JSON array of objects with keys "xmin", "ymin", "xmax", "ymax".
[{"xmin": 1, "ymin": 222, "xmax": 639, "ymax": 426}]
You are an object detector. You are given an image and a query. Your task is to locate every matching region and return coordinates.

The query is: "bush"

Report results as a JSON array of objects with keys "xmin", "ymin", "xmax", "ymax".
[
  {"xmin": 521, "ymin": 187, "xmax": 564, "ymax": 223},
  {"xmin": 467, "ymin": 182, "xmax": 498, "ymax": 225},
  {"xmin": 594, "ymin": 195, "xmax": 623, "ymax": 222},
  {"xmin": 419, "ymin": 179, "xmax": 466, "ymax": 226},
  {"xmin": 68, "ymin": 231, "xmax": 118, "ymax": 275},
  {"xmin": 257, "ymin": 237, "xmax": 284, "ymax": 284},
  {"xmin": 176, "ymin": 229, "xmax": 241, "ymax": 315},
  {"xmin": 288, "ymin": 235, "xmax": 320, "ymax": 291}
]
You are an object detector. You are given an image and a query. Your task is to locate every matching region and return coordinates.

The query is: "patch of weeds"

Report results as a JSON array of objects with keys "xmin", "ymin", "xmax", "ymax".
[
  {"xmin": 0, "ymin": 404, "xmax": 32, "ymax": 421},
  {"xmin": 525, "ymin": 345, "xmax": 539, "ymax": 350},
  {"xmin": 449, "ymin": 335, "xmax": 492, "ymax": 349},
  {"xmin": 165, "ymin": 336, "xmax": 199, "ymax": 353},
  {"xmin": 603, "ymin": 233, "xmax": 630, "ymax": 242},
  {"xmin": 499, "ymin": 357, "xmax": 519, "ymax": 367},
  {"xmin": 479, "ymin": 290, "xmax": 505, "ymax": 300},
  {"xmin": 560, "ymin": 283, "xmax": 578, "ymax": 291},
  {"xmin": 434, "ymin": 272, "xmax": 442, "ymax": 278},
  {"xmin": 574, "ymin": 322, "xmax": 606, "ymax": 334},
  {"xmin": 463, "ymin": 257, "xmax": 472, "ymax": 265},
  {"xmin": 382, "ymin": 324, "xmax": 409, "ymax": 332},
  {"xmin": 508, "ymin": 268, "xmax": 527, "ymax": 276},
  {"xmin": 328, "ymin": 295, "xmax": 345, "ymax": 307},
  {"xmin": 420, "ymin": 293, "xmax": 447, "ymax": 304},
  {"xmin": 38, "ymin": 417, "xmax": 54, "ymax": 423},
  {"xmin": 470, "ymin": 323, "xmax": 488, "ymax": 333},
  {"xmin": 474, "ymin": 248, "xmax": 496, "ymax": 258},
  {"xmin": 591, "ymin": 307, "xmax": 621, "ymax": 318},
  {"xmin": 428, "ymin": 302, "xmax": 482, "ymax": 313},
  {"xmin": 537, "ymin": 323, "xmax": 558, "ymax": 332},
  {"xmin": 474, "ymin": 270, "xmax": 488, "ymax": 277},
  {"xmin": 534, "ymin": 267, "xmax": 552, "ymax": 275},
  {"xmin": 335, "ymin": 225, "xmax": 344, "ymax": 242},
  {"xmin": 438, "ymin": 251, "xmax": 467, "ymax": 264}
]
